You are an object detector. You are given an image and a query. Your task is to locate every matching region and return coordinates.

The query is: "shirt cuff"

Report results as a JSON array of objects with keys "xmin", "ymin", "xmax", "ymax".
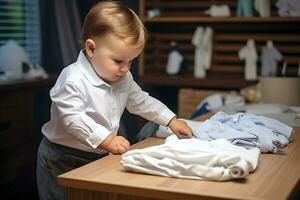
[
  {"xmin": 85, "ymin": 125, "xmax": 111, "ymax": 149},
  {"xmin": 158, "ymin": 108, "xmax": 176, "ymax": 127}
]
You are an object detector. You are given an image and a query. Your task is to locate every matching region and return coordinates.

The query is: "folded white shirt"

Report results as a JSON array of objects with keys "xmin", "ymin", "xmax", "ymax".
[{"xmin": 122, "ymin": 135, "xmax": 260, "ymax": 181}]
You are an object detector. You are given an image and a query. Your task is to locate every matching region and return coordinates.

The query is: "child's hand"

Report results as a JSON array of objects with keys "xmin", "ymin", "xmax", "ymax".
[
  {"xmin": 99, "ymin": 134, "xmax": 130, "ymax": 154},
  {"xmin": 168, "ymin": 117, "xmax": 193, "ymax": 138}
]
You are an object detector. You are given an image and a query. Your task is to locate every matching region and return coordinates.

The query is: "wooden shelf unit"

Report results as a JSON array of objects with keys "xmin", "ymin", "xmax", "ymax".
[
  {"xmin": 138, "ymin": 0, "xmax": 300, "ymax": 90},
  {"xmin": 142, "ymin": 74, "xmax": 256, "ymax": 90},
  {"xmin": 144, "ymin": 16, "xmax": 300, "ymax": 23}
]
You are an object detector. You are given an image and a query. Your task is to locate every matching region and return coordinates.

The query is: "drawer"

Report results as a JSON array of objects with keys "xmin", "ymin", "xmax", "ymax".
[
  {"xmin": 0, "ymin": 91, "xmax": 33, "ymax": 109},
  {"xmin": 0, "ymin": 107, "xmax": 34, "ymax": 149},
  {"xmin": 0, "ymin": 126, "xmax": 34, "ymax": 149},
  {"xmin": 0, "ymin": 141, "xmax": 37, "ymax": 199}
]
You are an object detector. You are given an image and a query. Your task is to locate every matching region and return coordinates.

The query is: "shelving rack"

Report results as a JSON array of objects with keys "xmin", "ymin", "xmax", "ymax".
[{"xmin": 138, "ymin": 0, "xmax": 300, "ymax": 90}]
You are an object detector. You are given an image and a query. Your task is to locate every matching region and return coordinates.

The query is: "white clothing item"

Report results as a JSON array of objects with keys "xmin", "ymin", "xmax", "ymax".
[
  {"xmin": 166, "ymin": 49, "xmax": 183, "ymax": 75},
  {"xmin": 122, "ymin": 135, "xmax": 260, "ymax": 181},
  {"xmin": 147, "ymin": 8, "xmax": 160, "ymax": 18},
  {"xmin": 155, "ymin": 118, "xmax": 255, "ymax": 141},
  {"xmin": 225, "ymin": 95, "xmax": 245, "ymax": 107},
  {"xmin": 192, "ymin": 120, "xmax": 282, "ymax": 153},
  {"xmin": 192, "ymin": 26, "xmax": 206, "ymax": 78},
  {"xmin": 155, "ymin": 119, "xmax": 201, "ymax": 138},
  {"xmin": 196, "ymin": 94, "xmax": 224, "ymax": 111},
  {"xmin": 155, "ymin": 119, "xmax": 256, "ymax": 142},
  {"xmin": 192, "ymin": 120, "xmax": 257, "ymax": 141},
  {"xmin": 203, "ymin": 27, "xmax": 213, "ymax": 70},
  {"xmin": 239, "ymin": 40, "xmax": 258, "ymax": 80},
  {"xmin": 194, "ymin": 47, "xmax": 206, "ymax": 78},
  {"xmin": 204, "ymin": 5, "xmax": 231, "ymax": 17},
  {"xmin": 210, "ymin": 112, "xmax": 294, "ymax": 152},
  {"xmin": 156, "ymin": 112, "xmax": 293, "ymax": 153},
  {"xmin": 261, "ymin": 42, "xmax": 283, "ymax": 76},
  {"xmin": 196, "ymin": 93, "xmax": 245, "ymax": 112},
  {"xmin": 155, "ymin": 125, "xmax": 173, "ymax": 138},
  {"xmin": 42, "ymin": 51, "xmax": 175, "ymax": 154},
  {"xmin": 240, "ymin": 114, "xmax": 293, "ymax": 140},
  {"xmin": 23, "ymin": 64, "xmax": 49, "ymax": 80},
  {"xmin": 190, "ymin": 93, "xmax": 245, "ymax": 119},
  {"xmin": 192, "ymin": 26, "xmax": 213, "ymax": 78},
  {"xmin": 276, "ymin": 0, "xmax": 300, "ymax": 16},
  {"xmin": 255, "ymin": 0, "xmax": 271, "ymax": 17},
  {"xmin": 0, "ymin": 40, "xmax": 30, "ymax": 79}
]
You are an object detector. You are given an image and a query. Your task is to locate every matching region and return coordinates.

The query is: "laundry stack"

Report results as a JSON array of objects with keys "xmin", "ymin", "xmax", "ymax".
[
  {"xmin": 194, "ymin": 112, "xmax": 293, "ymax": 153},
  {"xmin": 122, "ymin": 112, "xmax": 293, "ymax": 181},
  {"xmin": 156, "ymin": 112, "xmax": 293, "ymax": 153},
  {"xmin": 122, "ymin": 135, "xmax": 260, "ymax": 181}
]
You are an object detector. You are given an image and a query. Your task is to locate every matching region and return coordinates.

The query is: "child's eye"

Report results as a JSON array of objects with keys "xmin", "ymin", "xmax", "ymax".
[{"xmin": 113, "ymin": 59, "xmax": 123, "ymax": 64}]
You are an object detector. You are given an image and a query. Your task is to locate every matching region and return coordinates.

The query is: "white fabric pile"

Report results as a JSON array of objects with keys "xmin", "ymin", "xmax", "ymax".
[
  {"xmin": 122, "ymin": 112, "xmax": 293, "ymax": 181},
  {"xmin": 122, "ymin": 135, "xmax": 260, "ymax": 181}
]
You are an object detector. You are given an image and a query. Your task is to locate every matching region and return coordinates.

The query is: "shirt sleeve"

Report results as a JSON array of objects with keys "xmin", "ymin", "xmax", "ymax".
[
  {"xmin": 50, "ymin": 81, "xmax": 111, "ymax": 149},
  {"xmin": 125, "ymin": 74, "xmax": 176, "ymax": 126}
]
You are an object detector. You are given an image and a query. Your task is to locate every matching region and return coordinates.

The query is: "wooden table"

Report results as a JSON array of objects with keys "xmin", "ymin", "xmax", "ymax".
[{"xmin": 58, "ymin": 127, "xmax": 300, "ymax": 200}]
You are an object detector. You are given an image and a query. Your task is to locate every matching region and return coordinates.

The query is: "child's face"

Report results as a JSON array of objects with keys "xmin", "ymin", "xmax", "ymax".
[{"xmin": 86, "ymin": 33, "xmax": 142, "ymax": 84}]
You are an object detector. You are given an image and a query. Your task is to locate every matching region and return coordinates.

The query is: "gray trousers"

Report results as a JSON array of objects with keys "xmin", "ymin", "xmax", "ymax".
[{"xmin": 36, "ymin": 137, "xmax": 107, "ymax": 200}]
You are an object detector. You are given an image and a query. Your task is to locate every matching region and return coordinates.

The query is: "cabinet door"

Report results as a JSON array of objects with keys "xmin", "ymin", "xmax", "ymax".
[{"xmin": 0, "ymin": 90, "xmax": 37, "ymax": 199}]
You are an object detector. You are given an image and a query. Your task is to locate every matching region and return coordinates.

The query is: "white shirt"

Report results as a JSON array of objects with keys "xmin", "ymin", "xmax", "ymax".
[
  {"xmin": 238, "ymin": 41, "xmax": 258, "ymax": 81},
  {"xmin": 122, "ymin": 135, "xmax": 260, "ymax": 181},
  {"xmin": 42, "ymin": 51, "xmax": 175, "ymax": 154},
  {"xmin": 166, "ymin": 50, "xmax": 183, "ymax": 75}
]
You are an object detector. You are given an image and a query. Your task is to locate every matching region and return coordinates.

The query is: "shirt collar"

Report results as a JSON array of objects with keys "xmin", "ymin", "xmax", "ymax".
[{"xmin": 77, "ymin": 50, "xmax": 110, "ymax": 87}]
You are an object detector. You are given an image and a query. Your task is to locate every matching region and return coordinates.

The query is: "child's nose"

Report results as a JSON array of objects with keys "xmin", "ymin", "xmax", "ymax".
[{"xmin": 120, "ymin": 64, "xmax": 130, "ymax": 72}]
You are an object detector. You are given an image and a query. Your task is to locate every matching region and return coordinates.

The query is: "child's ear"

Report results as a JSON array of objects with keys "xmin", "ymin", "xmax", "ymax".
[{"xmin": 85, "ymin": 39, "xmax": 96, "ymax": 57}]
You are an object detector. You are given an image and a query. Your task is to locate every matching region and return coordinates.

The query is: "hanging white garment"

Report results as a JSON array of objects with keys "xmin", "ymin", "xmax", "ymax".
[
  {"xmin": 255, "ymin": 0, "xmax": 271, "ymax": 17},
  {"xmin": 239, "ymin": 40, "xmax": 258, "ymax": 80},
  {"xmin": 166, "ymin": 50, "xmax": 183, "ymax": 75},
  {"xmin": 122, "ymin": 135, "xmax": 260, "ymax": 181},
  {"xmin": 192, "ymin": 26, "xmax": 206, "ymax": 78},
  {"xmin": 203, "ymin": 27, "xmax": 213, "ymax": 70},
  {"xmin": 261, "ymin": 45, "xmax": 283, "ymax": 76},
  {"xmin": 0, "ymin": 40, "xmax": 30, "ymax": 79}
]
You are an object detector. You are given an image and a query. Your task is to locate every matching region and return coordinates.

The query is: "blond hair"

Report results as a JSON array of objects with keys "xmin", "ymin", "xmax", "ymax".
[{"xmin": 81, "ymin": 1, "xmax": 147, "ymax": 49}]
